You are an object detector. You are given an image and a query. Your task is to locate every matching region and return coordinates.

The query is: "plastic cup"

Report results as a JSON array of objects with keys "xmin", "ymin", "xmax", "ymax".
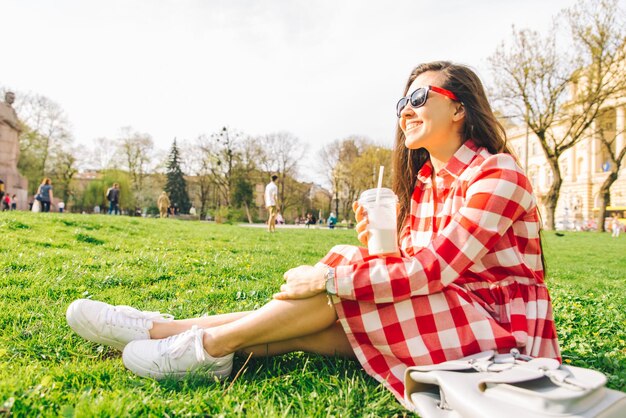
[{"xmin": 358, "ymin": 187, "xmax": 399, "ymax": 256}]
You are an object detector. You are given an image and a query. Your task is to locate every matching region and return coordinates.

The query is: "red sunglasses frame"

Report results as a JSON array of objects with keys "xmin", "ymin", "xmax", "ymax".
[{"xmin": 396, "ymin": 85, "xmax": 460, "ymax": 117}]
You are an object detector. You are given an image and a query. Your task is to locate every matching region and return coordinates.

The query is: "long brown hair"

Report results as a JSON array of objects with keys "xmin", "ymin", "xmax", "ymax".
[
  {"xmin": 392, "ymin": 61, "xmax": 512, "ymax": 231},
  {"xmin": 391, "ymin": 61, "xmax": 546, "ymax": 270}
]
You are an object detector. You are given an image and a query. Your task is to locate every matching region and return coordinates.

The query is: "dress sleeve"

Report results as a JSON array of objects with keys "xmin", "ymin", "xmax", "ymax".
[{"xmin": 333, "ymin": 154, "xmax": 536, "ymax": 303}]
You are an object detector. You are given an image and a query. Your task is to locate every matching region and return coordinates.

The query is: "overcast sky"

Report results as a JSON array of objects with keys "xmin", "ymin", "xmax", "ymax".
[{"xmin": 4, "ymin": 0, "xmax": 580, "ymax": 180}]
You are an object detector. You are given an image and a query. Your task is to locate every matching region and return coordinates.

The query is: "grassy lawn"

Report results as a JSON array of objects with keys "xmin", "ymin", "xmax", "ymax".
[{"xmin": 0, "ymin": 212, "xmax": 624, "ymax": 417}]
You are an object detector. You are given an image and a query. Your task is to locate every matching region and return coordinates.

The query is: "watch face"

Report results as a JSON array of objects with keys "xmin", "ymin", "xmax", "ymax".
[{"xmin": 325, "ymin": 272, "xmax": 336, "ymax": 295}]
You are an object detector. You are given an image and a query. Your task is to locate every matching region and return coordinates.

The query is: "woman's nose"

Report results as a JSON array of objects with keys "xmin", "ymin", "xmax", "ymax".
[{"xmin": 399, "ymin": 100, "xmax": 415, "ymax": 119}]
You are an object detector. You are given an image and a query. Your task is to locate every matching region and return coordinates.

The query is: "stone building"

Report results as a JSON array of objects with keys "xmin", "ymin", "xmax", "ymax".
[
  {"xmin": 507, "ymin": 96, "xmax": 626, "ymax": 228},
  {"xmin": 0, "ymin": 91, "xmax": 28, "ymax": 209}
]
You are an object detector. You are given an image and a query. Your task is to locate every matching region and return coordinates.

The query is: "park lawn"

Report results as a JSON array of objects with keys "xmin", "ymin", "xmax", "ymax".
[{"xmin": 0, "ymin": 212, "xmax": 624, "ymax": 417}]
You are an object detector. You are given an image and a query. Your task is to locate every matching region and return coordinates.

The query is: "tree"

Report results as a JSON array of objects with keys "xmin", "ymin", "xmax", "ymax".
[
  {"xmin": 489, "ymin": 0, "xmax": 626, "ymax": 229},
  {"xmin": 319, "ymin": 136, "xmax": 391, "ymax": 220},
  {"xmin": 87, "ymin": 137, "xmax": 118, "ymax": 171},
  {"xmin": 116, "ymin": 127, "xmax": 154, "ymax": 210},
  {"xmin": 210, "ymin": 127, "xmax": 243, "ymax": 206},
  {"xmin": 187, "ymin": 135, "xmax": 217, "ymax": 218},
  {"xmin": 256, "ymin": 132, "xmax": 306, "ymax": 213},
  {"xmin": 232, "ymin": 176, "xmax": 254, "ymax": 223},
  {"xmin": 319, "ymin": 140, "xmax": 343, "ymax": 217},
  {"xmin": 594, "ymin": 111, "xmax": 626, "ymax": 231},
  {"xmin": 164, "ymin": 139, "xmax": 191, "ymax": 214},
  {"xmin": 49, "ymin": 146, "xmax": 79, "ymax": 205},
  {"xmin": 13, "ymin": 92, "xmax": 73, "ymax": 193}
]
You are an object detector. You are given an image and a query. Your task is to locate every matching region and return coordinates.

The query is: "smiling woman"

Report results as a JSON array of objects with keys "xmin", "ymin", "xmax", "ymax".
[{"xmin": 65, "ymin": 61, "xmax": 560, "ymax": 412}]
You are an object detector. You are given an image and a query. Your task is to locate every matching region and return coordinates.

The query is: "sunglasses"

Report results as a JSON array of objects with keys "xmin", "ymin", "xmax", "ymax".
[{"xmin": 396, "ymin": 85, "xmax": 460, "ymax": 118}]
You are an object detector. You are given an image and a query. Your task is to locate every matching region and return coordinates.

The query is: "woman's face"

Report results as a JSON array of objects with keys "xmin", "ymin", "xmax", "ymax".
[{"xmin": 398, "ymin": 71, "xmax": 464, "ymax": 155}]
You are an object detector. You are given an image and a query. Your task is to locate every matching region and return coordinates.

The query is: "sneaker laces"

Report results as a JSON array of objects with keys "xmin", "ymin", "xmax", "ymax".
[
  {"xmin": 105, "ymin": 305, "xmax": 174, "ymax": 329},
  {"xmin": 165, "ymin": 325, "xmax": 207, "ymax": 362}
]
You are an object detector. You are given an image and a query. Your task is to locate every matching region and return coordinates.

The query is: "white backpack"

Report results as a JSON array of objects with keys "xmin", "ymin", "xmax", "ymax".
[{"xmin": 404, "ymin": 350, "xmax": 625, "ymax": 418}]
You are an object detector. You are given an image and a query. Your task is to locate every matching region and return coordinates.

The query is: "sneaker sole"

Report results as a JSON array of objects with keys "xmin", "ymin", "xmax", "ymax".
[
  {"xmin": 122, "ymin": 353, "xmax": 233, "ymax": 381},
  {"xmin": 66, "ymin": 300, "xmax": 127, "ymax": 351}
]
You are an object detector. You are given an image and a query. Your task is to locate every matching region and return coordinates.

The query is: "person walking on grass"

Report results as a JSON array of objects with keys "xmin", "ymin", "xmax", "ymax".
[
  {"xmin": 37, "ymin": 178, "xmax": 54, "ymax": 213},
  {"xmin": 611, "ymin": 214, "xmax": 621, "ymax": 238},
  {"xmin": 157, "ymin": 191, "xmax": 170, "ymax": 218},
  {"xmin": 264, "ymin": 175, "xmax": 278, "ymax": 232},
  {"xmin": 2, "ymin": 193, "xmax": 10, "ymax": 211},
  {"xmin": 66, "ymin": 61, "xmax": 560, "ymax": 408},
  {"xmin": 106, "ymin": 183, "xmax": 120, "ymax": 215}
]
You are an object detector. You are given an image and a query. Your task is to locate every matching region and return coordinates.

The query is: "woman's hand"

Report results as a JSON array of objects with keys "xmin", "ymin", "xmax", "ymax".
[
  {"xmin": 273, "ymin": 265, "xmax": 327, "ymax": 300},
  {"xmin": 353, "ymin": 201, "xmax": 369, "ymax": 246}
]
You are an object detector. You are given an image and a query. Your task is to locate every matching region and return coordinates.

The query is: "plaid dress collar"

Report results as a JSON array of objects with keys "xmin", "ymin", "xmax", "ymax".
[{"xmin": 416, "ymin": 140, "xmax": 480, "ymax": 185}]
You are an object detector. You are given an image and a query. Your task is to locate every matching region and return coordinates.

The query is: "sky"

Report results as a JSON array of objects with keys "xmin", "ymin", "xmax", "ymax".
[{"xmin": 3, "ymin": 0, "xmax": 579, "ymax": 181}]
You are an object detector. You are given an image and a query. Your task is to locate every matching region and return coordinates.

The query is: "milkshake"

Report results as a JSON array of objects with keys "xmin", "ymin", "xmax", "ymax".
[{"xmin": 358, "ymin": 188, "xmax": 399, "ymax": 256}]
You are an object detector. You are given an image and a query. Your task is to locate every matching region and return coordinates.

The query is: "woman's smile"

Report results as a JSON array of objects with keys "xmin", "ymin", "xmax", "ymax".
[{"xmin": 405, "ymin": 120, "xmax": 423, "ymax": 132}]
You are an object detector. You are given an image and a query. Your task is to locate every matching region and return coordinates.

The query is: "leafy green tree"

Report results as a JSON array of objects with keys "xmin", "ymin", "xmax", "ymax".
[
  {"xmin": 232, "ymin": 176, "xmax": 254, "ymax": 223},
  {"xmin": 165, "ymin": 139, "xmax": 191, "ymax": 213}
]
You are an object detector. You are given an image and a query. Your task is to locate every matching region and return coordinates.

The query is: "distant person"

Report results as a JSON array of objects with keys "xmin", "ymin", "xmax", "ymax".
[
  {"xmin": 93, "ymin": 205, "xmax": 101, "ymax": 214},
  {"xmin": 0, "ymin": 179, "xmax": 4, "ymax": 202},
  {"xmin": 276, "ymin": 211, "xmax": 284, "ymax": 225},
  {"xmin": 2, "ymin": 193, "xmax": 10, "ymax": 211},
  {"xmin": 328, "ymin": 212, "xmax": 337, "ymax": 229},
  {"xmin": 157, "ymin": 191, "xmax": 170, "ymax": 218},
  {"xmin": 58, "ymin": 201, "xmax": 65, "ymax": 213},
  {"xmin": 189, "ymin": 206, "xmax": 197, "ymax": 216},
  {"xmin": 611, "ymin": 214, "xmax": 621, "ymax": 238},
  {"xmin": 264, "ymin": 175, "xmax": 278, "ymax": 232},
  {"xmin": 11, "ymin": 194, "xmax": 17, "ymax": 210},
  {"xmin": 106, "ymin": 183, "xmax": 120, "ymax": 215},
  {"xmin": 37, "ymin": 178, "xmax": 54, "ymax": 213}
]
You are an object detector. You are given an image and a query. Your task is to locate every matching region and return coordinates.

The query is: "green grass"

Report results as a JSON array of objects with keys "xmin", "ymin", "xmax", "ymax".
[{"xmin": 0, "ymin": 212, "xmax": 624, "ymax": 417}]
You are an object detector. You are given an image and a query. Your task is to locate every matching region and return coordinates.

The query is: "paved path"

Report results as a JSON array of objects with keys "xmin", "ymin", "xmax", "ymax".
[{"xmin": 239, "ymin": 223, "xmax": 352, "ymax": 230}]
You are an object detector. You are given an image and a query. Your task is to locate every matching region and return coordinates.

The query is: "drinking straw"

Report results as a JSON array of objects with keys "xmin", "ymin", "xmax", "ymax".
[{"xmin": 375, "ymin": 165, "xmax": 384, "ymax": 205}]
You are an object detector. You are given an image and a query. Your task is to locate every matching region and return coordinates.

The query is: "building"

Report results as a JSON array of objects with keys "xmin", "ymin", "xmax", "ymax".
[{"xmin": 507, "ymin": 97, "xmax": 626, "ymax": 228}]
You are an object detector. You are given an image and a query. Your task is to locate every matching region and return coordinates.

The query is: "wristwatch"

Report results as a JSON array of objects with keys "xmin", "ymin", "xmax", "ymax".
[{"xmin": 325, "ymin": 267, "xmax": 336, "ymax": 295}]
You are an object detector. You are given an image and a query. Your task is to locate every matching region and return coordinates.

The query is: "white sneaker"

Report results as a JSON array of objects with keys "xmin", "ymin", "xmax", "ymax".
[
  {"xmin": 122, "ymin": 325, "xmax": 234, "ymax": 380},
  {"xmin": 66, "ymin": 299, "xmax": 174, "ymax": 350}
]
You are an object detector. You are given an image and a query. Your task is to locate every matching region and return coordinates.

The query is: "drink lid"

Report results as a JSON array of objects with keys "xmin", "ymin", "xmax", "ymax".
[{"xmin": 358, "ymin": 188, "xmax": 397, "ymax": 205}]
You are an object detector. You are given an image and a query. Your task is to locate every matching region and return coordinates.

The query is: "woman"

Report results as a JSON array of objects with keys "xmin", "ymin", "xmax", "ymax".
[
  {"xmin": 611, "ymin": 214, "xmax": 621, "ymax": 238},
  {"xmin": 66, "ymin": 61, "xmax": 560, "ymax": 406},
  {"xmin": 37, "ymin": 178, "xmax": 54, "ymax": 213}
]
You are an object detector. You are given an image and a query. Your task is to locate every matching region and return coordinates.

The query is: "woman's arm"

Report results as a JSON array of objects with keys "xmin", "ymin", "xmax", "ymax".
[{"xmin": 333, "ymin": 154, "xmax": 536, "ymax": 304}]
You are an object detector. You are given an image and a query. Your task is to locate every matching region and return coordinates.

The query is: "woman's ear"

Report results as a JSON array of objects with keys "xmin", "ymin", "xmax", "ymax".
[{"xmin": 452, "ymin": 104, "xmax": 465, "ymax": 122}]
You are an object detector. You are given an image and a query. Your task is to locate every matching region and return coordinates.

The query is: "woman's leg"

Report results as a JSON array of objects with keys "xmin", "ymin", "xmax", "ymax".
[
  {"xmin": 151, "ymin": 294, "xmax": 339, "ymax": 358},
  {"xmin": 150, "ymin": 311, "xmax": 252, "ymax": 339},
  {"xmin": 151, "ymin": 304, "xmax": 353, "ymax": 358},
  {"xmin": 240, "ymin": 321, "xmax": 354, "ymax": 358},
  {"xmin": 201, "ymin": 293, "xmax": 338, "ymax": 358}
]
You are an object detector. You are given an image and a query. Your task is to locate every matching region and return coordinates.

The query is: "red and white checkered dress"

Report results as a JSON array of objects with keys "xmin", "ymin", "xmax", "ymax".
[{"xmin": 318, "ymin": 140, "xmax": 560, "ymax": 404}]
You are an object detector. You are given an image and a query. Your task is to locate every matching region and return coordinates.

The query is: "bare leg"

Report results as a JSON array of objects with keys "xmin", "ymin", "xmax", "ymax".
[
  {"xmin": 204, "ymin": 294, "xmax": 338, "ymax": 358},
  {"xmin": 150, "ymin": 294, "xmax": 350, "ymax": 358},
  {"xmin": 240, "ymin": 321, "xmax": 354, "ymax": 358},
  {"xmin": 150, "ymin": 311, "xmax": 252, "ymax": 339}
]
